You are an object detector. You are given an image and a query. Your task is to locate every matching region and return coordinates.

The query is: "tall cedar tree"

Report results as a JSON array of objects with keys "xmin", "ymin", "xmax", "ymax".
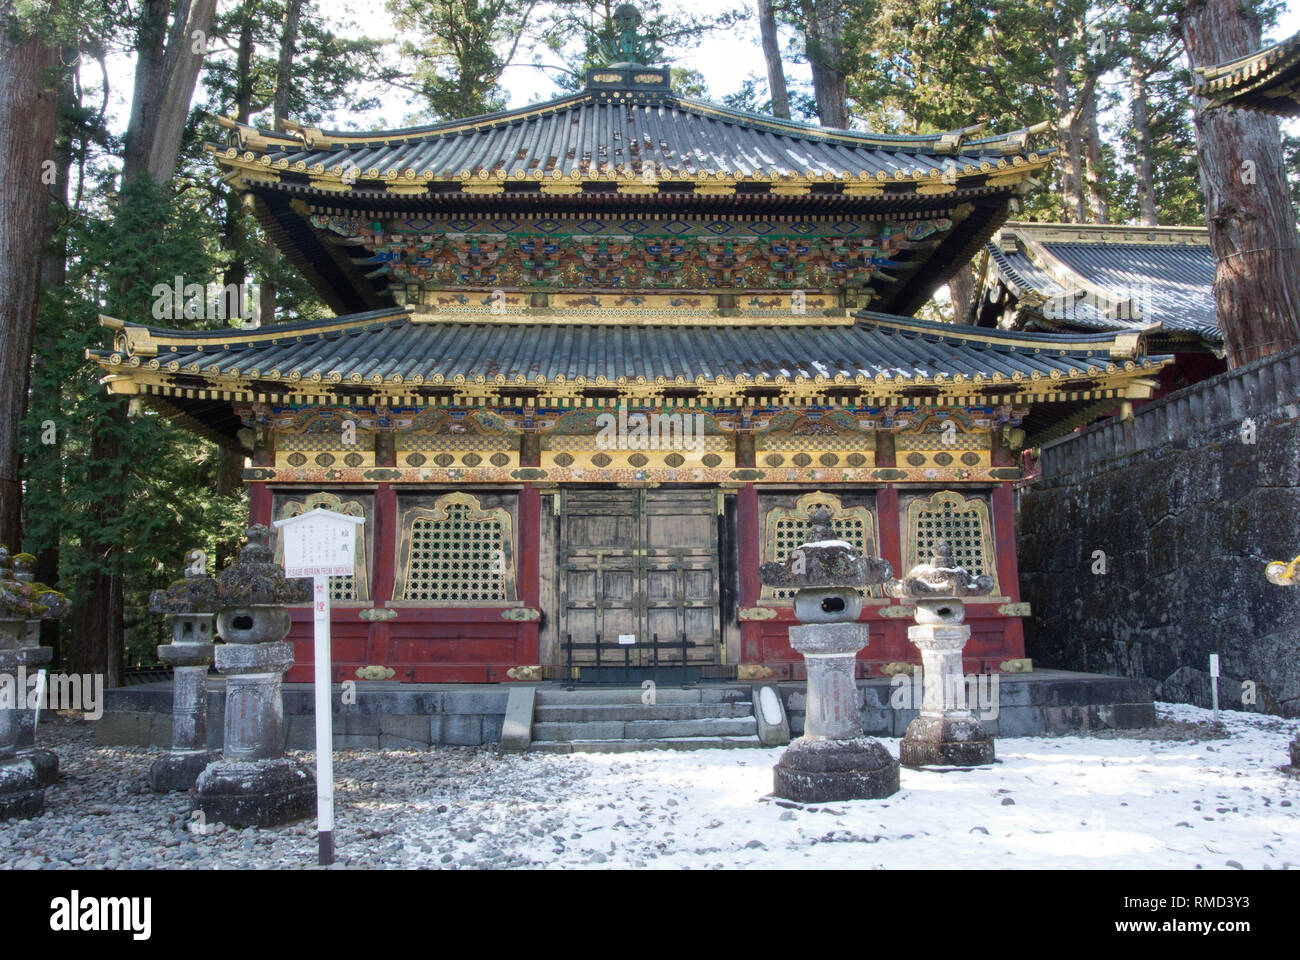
[
  {"xmin": 76, "ymin": 0, "xmax": 216, "ymax": 684},
  {"xmin": 0, "ymin": 1, "xmax": 65, "ymax": 549},
  {"xmin": 1181, "ymin": 0, "xmax": 1300, "ymax": 366}
]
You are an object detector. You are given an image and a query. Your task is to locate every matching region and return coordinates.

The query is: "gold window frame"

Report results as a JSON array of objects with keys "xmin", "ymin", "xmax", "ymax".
[
  {"xmin": 274, "ymin": 492, "xmax": 370, "ymax": 602},
  {"xmin": 393, "ymin": 491, "xmax": 517, "ymax": 604},
  {"xmin": 761, "ymin": 490, "xmax": 879, "ymax": 602},
  {"xmin": 903, "ymin": 490, "xmax": 998, "ymax": 594}
]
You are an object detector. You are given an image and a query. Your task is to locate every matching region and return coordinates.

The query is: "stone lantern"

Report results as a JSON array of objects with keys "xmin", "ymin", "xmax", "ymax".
[
  {"xmin": 148, "ymin": 550, "xmax": 221, "ymax": 791},
  {"xmin": 11, "ymin": 552, "xmax": 67, "ymax": 787},
  {"xmin": 886, "ymin": 540, "xmax": 995, "ymax": 767},
  {"xmin": 1265, "ymin": 554, "xmax": 1299, "ymax": 777},
  {"xmin": 0, "ymin": 546, "xmax": 64, "ymax": 818},
  {"xmin": 196, "ymin": 526, "xmax": 314, "ymax": 827},
  {"xmin": 759, "ymin": 508, "xmax": 899, "ymax": 801}
]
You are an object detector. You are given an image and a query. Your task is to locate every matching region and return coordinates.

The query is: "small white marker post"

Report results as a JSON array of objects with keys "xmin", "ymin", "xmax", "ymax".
[
  {"xmin": 32, "ymin": 669, "xmax": 46, "ymax": 730},
  {"xmin": 273, "ymin": 507, "xmax": 365, "ymax": 866},
  {"xmin": 1209, "ymin": 653, "xmax": 1221, "ymax": 723}
]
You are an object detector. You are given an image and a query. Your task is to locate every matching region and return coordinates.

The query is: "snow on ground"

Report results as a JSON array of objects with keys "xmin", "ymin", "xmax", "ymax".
[{"xmin": 2, "ymin": 701, "xmax": 1297, "ymax": 869}]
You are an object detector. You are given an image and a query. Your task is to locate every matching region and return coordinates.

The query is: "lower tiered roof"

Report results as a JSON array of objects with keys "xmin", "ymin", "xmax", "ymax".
[{"xmin": 91, "ymin": 307, "xmax": 1169, "ymax": 448}]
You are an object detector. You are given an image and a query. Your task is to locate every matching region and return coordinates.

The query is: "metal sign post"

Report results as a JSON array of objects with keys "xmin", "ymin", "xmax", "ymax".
[{"xmin": 273, "ymin": 508, "xmax": 365, "ymax": 866}]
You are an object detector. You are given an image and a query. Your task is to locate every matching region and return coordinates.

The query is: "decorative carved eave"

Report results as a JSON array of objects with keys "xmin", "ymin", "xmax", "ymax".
[{"xmin": 1191, "ymin": 29, "xmax": 1300, "ymax": 116}]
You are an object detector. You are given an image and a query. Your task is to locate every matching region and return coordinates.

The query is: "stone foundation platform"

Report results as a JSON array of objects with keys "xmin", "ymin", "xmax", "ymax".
[{"xmin": 95, "ymin": 669, "xmax": 1157, "ymax": 750}]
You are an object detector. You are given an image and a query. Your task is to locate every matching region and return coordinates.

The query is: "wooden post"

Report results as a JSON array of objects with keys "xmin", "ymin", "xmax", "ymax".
[
  {"xmin": 990, "ymin": 483, "xmax": 1025, "ymax": 660},
  {"xmin": 518, "ymin": 484, "xmax": 541, "ymax": 665},
  {"xmin": 737, "ymin": 483, "xmax": 761, "ymax": 662}
]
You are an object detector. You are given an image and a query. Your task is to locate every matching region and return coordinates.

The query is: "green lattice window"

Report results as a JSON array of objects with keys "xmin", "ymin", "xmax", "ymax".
[
  {"xmin": 399, "ymin": 495, "xmax": 512, "ymax": 602},
  {"xmin": 907, "ymin": 491, "xmax": 997, "ymax": 591}
]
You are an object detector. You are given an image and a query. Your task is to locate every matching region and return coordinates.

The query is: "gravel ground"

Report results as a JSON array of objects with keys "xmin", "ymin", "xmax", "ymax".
[{"xmin": 1, "ymin": 701, "xmax": 1297, "ymax": 870}]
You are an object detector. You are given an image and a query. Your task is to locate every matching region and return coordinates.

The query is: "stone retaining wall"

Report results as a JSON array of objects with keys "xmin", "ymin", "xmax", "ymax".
[{"xmin": 1020, "ymin": 346, "xmax": 1300, "ymax": 716}]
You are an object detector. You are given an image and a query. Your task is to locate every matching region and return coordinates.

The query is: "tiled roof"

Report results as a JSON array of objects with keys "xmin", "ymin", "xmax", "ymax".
[
  {"xmin": 980, "ymin": 223, "xmax": 1221, "ymax": 345},
  {"xmin": 209, "ymin": 76, "xmax": 1053, "ymax": 319},
  {"xmin": 1191, "ymin": 30, "xmax": 1300, "ymax": 115},
  {"xmin": 212, "ymin": 91, "xmax": 1049, "ymax": 190},
  {"xmin": 91, "ymin": 307, "xmax": 1167, "ymax": 408}
]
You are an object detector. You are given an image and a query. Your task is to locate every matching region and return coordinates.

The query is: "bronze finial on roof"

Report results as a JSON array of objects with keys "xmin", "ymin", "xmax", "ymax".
[{"xmin": 597, "ymin": 4, "xmax": 662, "ymax": 67}]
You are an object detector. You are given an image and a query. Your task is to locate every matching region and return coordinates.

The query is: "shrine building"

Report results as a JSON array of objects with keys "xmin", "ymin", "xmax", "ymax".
[{"xmin": 89, "ymin": 39, "xmax": 1171, "ymax": 684}]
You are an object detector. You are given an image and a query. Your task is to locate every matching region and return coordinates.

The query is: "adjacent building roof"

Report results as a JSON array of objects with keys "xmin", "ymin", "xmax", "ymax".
[
  {"xmin": 972, "ymin": 222, "xmax": 1221, "ymax": 352},
  {"xmin": 1191, "ymin": 29, "xmax": 1300, "ymax": 115},
  {"xmin": 90, "ymin": 307, "xmax": 1169, "ymax": 446}
]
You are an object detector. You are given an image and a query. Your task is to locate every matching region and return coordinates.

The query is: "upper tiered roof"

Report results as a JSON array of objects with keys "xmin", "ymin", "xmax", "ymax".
[{"xmin": 208, "ymin": 15, "xmax": 1052, "ymax": 318}]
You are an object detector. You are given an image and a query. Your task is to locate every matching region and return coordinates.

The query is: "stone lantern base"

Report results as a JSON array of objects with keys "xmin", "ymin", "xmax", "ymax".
[
  {"xmin": 774, "ymin": 736, "xmax": 900, "ymax": 803},
  {"xmin": 151, "ymin": 750, "xmax": 222, "ymax": 793},
  {"xmin": 196, "ymin": 758, "xmax": 314, "ymax": 828},
  {"xmin": 0, "ymin": 643, "xmax": 55, "ymax": 817},
  {"xmin": 900, "ymin": 715, "xmax": 995, "ymax": 768},
  {"xmin": 0, "ymin": 758, "xmax": 44, "ymax": 820},
  {"xmin": 22, "ymin": 750, "xmax": 59, "ymax": 787}
]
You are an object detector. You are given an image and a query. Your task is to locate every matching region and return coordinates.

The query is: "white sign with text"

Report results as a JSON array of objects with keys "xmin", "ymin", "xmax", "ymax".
[{"xmin": 273, "ymin": 507, "xmax": 365, "ymax": 865}]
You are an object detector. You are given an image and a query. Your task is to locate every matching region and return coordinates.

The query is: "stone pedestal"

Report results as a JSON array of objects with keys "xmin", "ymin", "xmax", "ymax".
[
  {"xmin": 0, "ymin": 640, "xmax": 47, "ymax": 816},
  {"xmin": 196, "ymin": 528, "xmax": 314, "ymax": 828},
  {"xmin": 899, "ymin": 618, "xmax": 994, "ymax": 767},
  {"xmin": 887, "ymin": 544, "xmax": 996, "ymax": 769},
  {"xmin": 0, "ymin": 638, "xmax": 52, "ymax": 819},
  {"xmin": 773, "ymin": 623, "xmax": 900, "ymax": 802},
  {"xmin": 14, "ymin": 616, "xmax": 55, "ymax": 780},
  {"xmin": 197, "ymin": 623, "xmax": 313, "ymax": 827},
  {"xmin": 150, "ymin": 613, "xmax": 219, "ymax": 792}
]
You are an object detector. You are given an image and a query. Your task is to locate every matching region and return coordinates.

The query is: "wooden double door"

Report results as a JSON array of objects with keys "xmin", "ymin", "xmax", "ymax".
[{"xmin": 559, "ymin": 488, "xmax": 720, "ymax": 665}]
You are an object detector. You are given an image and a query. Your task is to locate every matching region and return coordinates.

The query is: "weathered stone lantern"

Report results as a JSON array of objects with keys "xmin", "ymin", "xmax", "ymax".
[
  {"xmin": 759, "ymin": 508, "xmax": 899, "ymax": 801},
  {"xmin": 0, "ymin": 546, "xmax": 64, "ymax": 818},
  {"xmin": 886, "ymin": 540, "xmax": 995, "ymax": 767},
  {"xmin": 1266, "ymin": 554, "xmax": 1299, "ymax": 777},
  {"xmin": 148, "ymin": 550, "xmax": 222, "ymax": 791},
  {"xmin": 11, "ymin": 552, "xmax": 67, "ymax": 787},
  {"xmin": 196, "ymin": 526, "xmax": 314, "ymax": 827}
]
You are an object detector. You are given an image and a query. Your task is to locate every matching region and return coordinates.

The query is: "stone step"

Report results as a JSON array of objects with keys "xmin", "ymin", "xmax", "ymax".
[
  {"xmin": 533, "ymin": 702, "xmax": 753, "ymax": 723},
  {"xmin": 530, "ymin": 716, "xmax": 758, "ymax": 741},
  {"xmin": 529, "ymin": 736, "xmax": 764, "ymax": 754},
  {"xmin": 534, "ymin": 687, "xmax": 746, "ymax": 706}
]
